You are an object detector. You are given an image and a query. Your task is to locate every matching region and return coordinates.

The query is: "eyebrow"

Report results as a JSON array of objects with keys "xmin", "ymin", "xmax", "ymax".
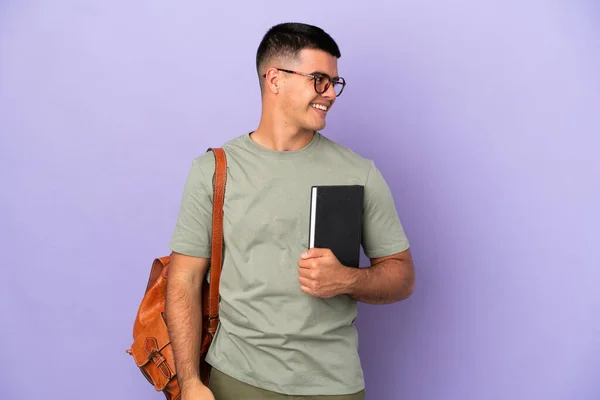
[{"xmin": 310, "ymin": 71, "xmax": 340, "ymax": 80}]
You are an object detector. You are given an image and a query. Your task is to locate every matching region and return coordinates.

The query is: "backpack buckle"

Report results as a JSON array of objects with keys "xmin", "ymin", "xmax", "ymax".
[{"xmin": 147, "ymin": 349, "xmax": 173, "ymax": 379}]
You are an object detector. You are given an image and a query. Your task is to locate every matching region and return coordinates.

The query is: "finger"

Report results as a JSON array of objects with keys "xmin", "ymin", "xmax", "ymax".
[
  {"xmin": 299, "ymin": 266, "xmax": 320, "ymax": 279},
  {"xmin": 298, "ymin": 268, "xmax": 312, "ymax": 278},
  {"xmin": 298, "ymin": 276, "xmax": 312, "ymax": 287},
  {"xmin": 299, "ymin": 258, "xmax": 322, "ymax": 269},
  {"xmin": 300, "ymin": 285, "xmax": 314, "ymax": 296}
]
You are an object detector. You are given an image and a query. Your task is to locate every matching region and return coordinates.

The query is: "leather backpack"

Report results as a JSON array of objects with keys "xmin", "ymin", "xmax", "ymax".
[{"xmin": 126, "ymin": 147, "xmax": 227, "ymax": 399}]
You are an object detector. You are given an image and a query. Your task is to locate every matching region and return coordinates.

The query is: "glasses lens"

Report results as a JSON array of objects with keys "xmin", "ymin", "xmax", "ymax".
[
  {"xmin": 334, "ymin": 79, "xmax": 345, "ymax": 97},
  {"xmin": 329, "ymin": 78, "xmax": 345, "ymax": 97},
  {"xmin": 314, "ymin": 76, "xmax": 345, "ymax": 97},
  {"xmin": 314, "ymin": 76, "xmax": 329, "ymax": 93}
]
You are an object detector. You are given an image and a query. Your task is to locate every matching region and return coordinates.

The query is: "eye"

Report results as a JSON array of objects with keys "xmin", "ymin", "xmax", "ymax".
[{"xmin": 314, "ymin": 75, "xmax": 324, "ymax": 83}]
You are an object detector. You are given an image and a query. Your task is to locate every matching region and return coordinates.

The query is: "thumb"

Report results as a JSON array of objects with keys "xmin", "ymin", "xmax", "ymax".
[{"xmin": 301, "ymin": 248, "xmax": 327, "ymax": 259}]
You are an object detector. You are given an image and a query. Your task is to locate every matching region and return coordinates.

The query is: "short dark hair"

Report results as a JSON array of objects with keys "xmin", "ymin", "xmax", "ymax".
[{"xmin": 256, "ymin": 22, "xmax": 341, "ymax": 78}]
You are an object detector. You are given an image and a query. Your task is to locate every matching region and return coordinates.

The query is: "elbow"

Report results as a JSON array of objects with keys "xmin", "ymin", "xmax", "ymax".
[
  {"xmin": 403, "ymin": 277, "xmax": 415, "ymax": 300},
  {"xmin": 396, "ymin": 272, "xmax": 415, "ymax": 302}
]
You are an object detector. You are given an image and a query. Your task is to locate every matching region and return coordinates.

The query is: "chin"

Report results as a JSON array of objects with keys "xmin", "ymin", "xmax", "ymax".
[{"xmin": 309, "ymin": 120, "xmax": 326, "ymax": 132}]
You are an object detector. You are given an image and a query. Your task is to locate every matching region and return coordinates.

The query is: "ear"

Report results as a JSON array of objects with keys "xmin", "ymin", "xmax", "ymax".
[{"xmin": 263, "ymin": 67, "xmax": 281, "ymax": 94}]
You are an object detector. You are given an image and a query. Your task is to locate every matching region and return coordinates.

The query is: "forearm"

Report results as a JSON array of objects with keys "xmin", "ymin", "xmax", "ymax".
[
  {"xmin": 345, "ymin": 258, "xmax": 414, "ymax": 304},
  {"xmin": 165, "ymin": 276, "xmax": 203, "ymax": 389}
]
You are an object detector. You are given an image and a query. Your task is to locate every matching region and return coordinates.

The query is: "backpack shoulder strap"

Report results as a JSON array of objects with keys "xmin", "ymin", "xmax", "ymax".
[{"xmin": 206, "ymin": 147, "xmax": 227, "ymax": 326}]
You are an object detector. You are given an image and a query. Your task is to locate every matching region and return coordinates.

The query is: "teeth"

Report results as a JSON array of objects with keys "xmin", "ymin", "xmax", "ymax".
[{"xmin": 312, "ymin": 104, "xmax": 328, "ymax": 111}]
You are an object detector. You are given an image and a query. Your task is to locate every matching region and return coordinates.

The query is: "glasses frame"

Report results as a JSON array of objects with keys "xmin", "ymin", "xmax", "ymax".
[{"xmin": 263, "ymin": 68, "xmax": 346, "ymax": 97}]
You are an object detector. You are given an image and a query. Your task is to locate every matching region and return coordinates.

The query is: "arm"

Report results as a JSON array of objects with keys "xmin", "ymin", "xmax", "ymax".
[
  {"xmin": 165, "ymin": 252, "xmax": 210, "ymax": 390},
  {"xmin": 345, "ymin": 248, "xmax": 415, "ymax": 304},
  {"xmin": 298, "ymin": 247, "xmax": 414, "ymax": 304},
  {"xmin": 165, "ymin": 155, "xmax": 217, "ymax": 399},
  {"xmin": 353, "ymin": 159, "xmax": 414, "ymax": 304}
]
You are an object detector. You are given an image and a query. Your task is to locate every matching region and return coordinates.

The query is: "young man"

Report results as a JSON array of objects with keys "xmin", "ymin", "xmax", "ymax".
[{"xmin": 166, "ymin": 22, "xmax": 415, "ymax": 400}]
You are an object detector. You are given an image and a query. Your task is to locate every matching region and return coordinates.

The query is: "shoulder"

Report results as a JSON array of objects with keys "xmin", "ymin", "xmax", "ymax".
[
  {"xmin": 188, "ymin": 152, "xmax": 215, "ymax": 185},
  {"xmin": 318, "ymin": 133, "xmax": 375, "ymax": 175},
  {"xmin": 190, "ymin": 133, "xmax": 247, "ymax": 175}
]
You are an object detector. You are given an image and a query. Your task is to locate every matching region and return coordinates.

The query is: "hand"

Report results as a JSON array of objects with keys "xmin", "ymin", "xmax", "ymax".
[
  {"xmin": 181, "ymin": 378, "xmax": 215, "ymax": 400},
  {"xmin": 298, "ymin": 248, "xmax": 354, "ymax": 298}
]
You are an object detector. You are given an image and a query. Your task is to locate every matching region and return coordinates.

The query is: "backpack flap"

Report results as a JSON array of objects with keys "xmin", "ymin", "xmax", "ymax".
[{"xmin": 130, "ymin": 311, "xmax": 176, "ymax": 391}]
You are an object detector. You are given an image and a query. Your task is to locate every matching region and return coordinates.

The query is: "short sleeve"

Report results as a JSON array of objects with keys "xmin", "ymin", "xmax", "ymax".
[
  {"xmin": 168, "ymin": 157, "xmax": 214, "ymax": 258},
  {"xmin": 361, "ymin": 161, "xmax": 410, "ymax": 258}
]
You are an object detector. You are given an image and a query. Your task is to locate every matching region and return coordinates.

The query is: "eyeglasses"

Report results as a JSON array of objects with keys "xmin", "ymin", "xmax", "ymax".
[{"xmin": 263, "ymin": 68, "xmax": 346, "ymax": 97}]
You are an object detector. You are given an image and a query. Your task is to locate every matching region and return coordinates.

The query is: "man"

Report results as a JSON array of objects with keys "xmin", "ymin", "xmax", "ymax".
[{"xmin": 166, "ymin": 22, "xmax": 415, "ymax": 400}]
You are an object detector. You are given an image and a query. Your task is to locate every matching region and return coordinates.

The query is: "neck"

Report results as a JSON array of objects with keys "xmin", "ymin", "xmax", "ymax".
[{"xmin": 251, "ymin": 107, "xmax": 314, "ymax": 152}]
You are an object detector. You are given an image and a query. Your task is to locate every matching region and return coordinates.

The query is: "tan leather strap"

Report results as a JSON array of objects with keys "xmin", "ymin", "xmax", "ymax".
[{"xmin": 207, "ymin": 147, "xmax": 227, "ymax": 325}]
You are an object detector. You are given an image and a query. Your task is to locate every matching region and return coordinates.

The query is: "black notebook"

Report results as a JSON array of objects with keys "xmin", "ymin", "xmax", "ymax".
[{"xmin": 308, "ymin": 185, "xmax": 364, "ymax": 268}]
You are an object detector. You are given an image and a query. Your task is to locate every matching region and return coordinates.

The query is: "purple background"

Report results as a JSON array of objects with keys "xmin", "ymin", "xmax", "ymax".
[{"xmin": 1, "ymin": 1, "xmax": 599, "ymax": 399}]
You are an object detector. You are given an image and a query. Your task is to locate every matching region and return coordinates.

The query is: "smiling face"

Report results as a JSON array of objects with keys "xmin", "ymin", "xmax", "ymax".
[{"xmin": 275, "ymin": 48, "xmax": 340, "ymax": 134}]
